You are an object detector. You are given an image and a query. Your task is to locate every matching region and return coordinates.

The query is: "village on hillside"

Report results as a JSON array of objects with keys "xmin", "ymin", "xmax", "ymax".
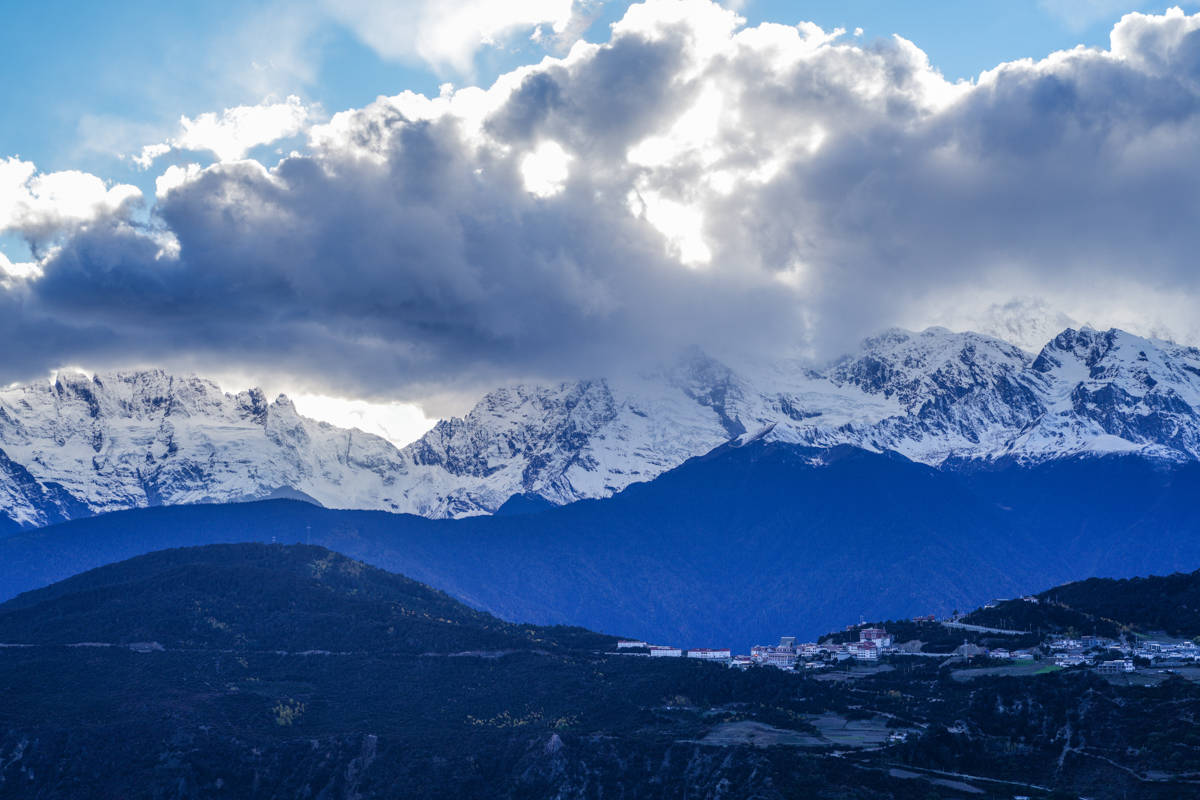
[{"xmin": 614, "ymin": 600, "xmax": 1200, "ymax": 677}]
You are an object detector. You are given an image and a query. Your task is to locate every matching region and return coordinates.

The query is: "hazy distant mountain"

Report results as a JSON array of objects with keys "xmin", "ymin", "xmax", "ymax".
[{"xmin": 4, "ymin": 326, "xmax": 1200, "ymax": 528}]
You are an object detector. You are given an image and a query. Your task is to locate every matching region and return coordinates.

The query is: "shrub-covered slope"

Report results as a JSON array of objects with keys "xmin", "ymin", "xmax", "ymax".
[{"xmin": 967, "ymin": 568, "xmax": 1200, "ymax": 639}]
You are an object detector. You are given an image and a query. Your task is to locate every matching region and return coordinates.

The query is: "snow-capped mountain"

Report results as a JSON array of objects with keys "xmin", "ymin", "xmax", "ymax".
[
  {"xmin": 397, "ymin": 326, "xmax": 1200, "ymax": 515},
  {"xmin": 1011, "ymin": 327, "xmax": 1200, "ymax": 460},
  {"xmin": 0, "ymin": 371, "xmax": 410, "ymax": 528},
  {"xmin": 3, "ymin": 326, "xmax": 1200, "ymax": 529}
]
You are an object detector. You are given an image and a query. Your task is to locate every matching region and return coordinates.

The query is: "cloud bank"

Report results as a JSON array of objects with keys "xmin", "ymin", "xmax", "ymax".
[{"xmin": 5, "ymin": 1, "xmax": 1200, "ymax": 405}]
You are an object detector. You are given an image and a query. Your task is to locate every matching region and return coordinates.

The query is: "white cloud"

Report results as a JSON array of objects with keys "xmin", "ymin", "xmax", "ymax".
[
  {"xmin": 134, "ymin": 95, "xmax": 313, "ymax": 167},
  {"xmin": 615, "ymin": 0, "xmax": 743, "ymax": 78},
  {"xmin": 0, "ymin": 157, "xmax": 142, "ymax": 243},
  {"xmin": 323, "ymin": 0, "xmax": 577, "ymax": 74},
  {"xmin": 154, "ymin": 163, "xmax": 205, "ymax": 200},
  {"xmin": 0, "ymin": 250, "xmax": 41, "ymax": 286},
  {"xmin": 521, "ymin": 140, "xmax": 573, "ymax": 196},
  {"xmin": 628, "ymin": 187, "xmax": 712, "ymax": 266},
  {"xmin": 1110, "ymin": 5, "xmax": 1200, "ymax": 73},
  {"xmin": 132, "ymin": 144, "xmax": 171, "ymax": 169}
]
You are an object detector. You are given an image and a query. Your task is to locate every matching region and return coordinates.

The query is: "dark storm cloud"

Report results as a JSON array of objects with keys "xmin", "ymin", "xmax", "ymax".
[{"xmin": 5, "ymin": 1, "xmax": 1200, "ymax": 398}]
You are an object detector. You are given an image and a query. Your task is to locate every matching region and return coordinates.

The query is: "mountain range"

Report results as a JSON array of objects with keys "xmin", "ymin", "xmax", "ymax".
[{"xmin": 4, "ymin": 325, "xmax": 1200, "ymax": 530}]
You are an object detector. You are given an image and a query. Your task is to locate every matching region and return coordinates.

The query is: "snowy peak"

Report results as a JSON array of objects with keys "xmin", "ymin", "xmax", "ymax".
[
  {"xmin": 815, "ymin": 328, "xmax": 1045, "ymax": 461},
  {"xmin": 659, "ymin": 348, "xmax": 748, "ymax": 437},
  {"xmin": 1034, "ymin": 327, "xmax": 1200, "ymax": 395},
  {"xmin": 830, "ymin": 328, "xmax": 1035, "ymax": 404},
  {"xmin": 385, "ymin": 324, "xmax": 1200, "ymax": 521},
  {"xmin": 407, "ymin": 380, "xmax": 618, "ymax": 478},
  {"xmin": 1014, "ymin": 328, "xmax": 1200, "ymax": 460},
  {"xmin": 57, "ymin": 370, "xmax": 226, "ymax": 422},
  {"xmin": 394, "ymin": 376, "xmax": 732, "ymax": 517},
  {"xmin": 1033, "ymin": 326, "xmax": 1111, "ymax": 373}
]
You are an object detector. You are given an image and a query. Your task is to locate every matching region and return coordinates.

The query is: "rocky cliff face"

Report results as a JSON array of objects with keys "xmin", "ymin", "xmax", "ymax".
[
  {"xmin": 819, "ymin": 327, "xmax": 1048, "ymax": 462},
  {"xmin": 3, "ymin": 326, "xmax": 1200, "ymax": 527}
]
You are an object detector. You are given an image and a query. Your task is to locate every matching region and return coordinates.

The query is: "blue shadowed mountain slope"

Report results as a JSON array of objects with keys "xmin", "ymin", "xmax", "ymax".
[
  {"xmin": 956, "ymin": 455, "xmax": 1200, "ymax": 577},
  {"xmin": 492, "ymin": 492, "xmax": 558, "ymax": 516},
  {"xmin": 1, "ymin": 441, "xmax": 1198, "ymax": 649}
]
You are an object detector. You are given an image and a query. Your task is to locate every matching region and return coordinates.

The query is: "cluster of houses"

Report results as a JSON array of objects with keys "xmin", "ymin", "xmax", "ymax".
[
  {"xmin": 618, "ymin": 618, "xmax": 1200, "ymax": 677},
  {"xmin": 1049, "ymin": 634, "xmax": 1200, "ymax": 671},
  {"xmin": 615, "ymin": 641, "xmax": 733, "ymax": 660},
  {"xmin": 744, "ymin": 628, "xmax": 900, "ymax": 669},
  {"xmin": 617, "ymin": 627, "xmax": 904, "ymax": 671},
  {"xmin": 953, "ymin": 644, "xmax": 1037, "ymax": 661}
]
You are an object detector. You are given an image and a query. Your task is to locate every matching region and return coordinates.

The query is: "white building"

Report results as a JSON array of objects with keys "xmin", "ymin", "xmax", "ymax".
[
  {"xmin": 617, "ymin": 640, "xmax": 648, "ymax": 649},
  {"xmin": 750, "ymin": 646, "xmax": 797, "ymax": 669},
  {"xmin": 688, "ymin": 648, "xmax": 732, "ymax": 661},
  {"xmin": 649, "ymin": 646, "xmax": 682, "ymax": 658},
  {"xmin": 848, "ymin": 642, "xmax": 879, "ymax": 661},
  {"xmin": 762, "ymin": 652, "xmax": 796, "ymax": 668},
  {"xmin": 859, "ymin": 628, "xmax": 893, "ymax": 649}
]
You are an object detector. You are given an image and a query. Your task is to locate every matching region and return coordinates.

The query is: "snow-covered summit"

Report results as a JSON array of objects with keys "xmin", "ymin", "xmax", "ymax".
[
  {"xmin": 3, "ymin": 325, "xmax": 1200, "ymax": 528},
  {"xmin": 1008, "ymin": 327, "xmax": 1200, "ymax": 460},
  {"xmin": 0, "ymin": 370, "xmax": 409, "ymax": 528}
]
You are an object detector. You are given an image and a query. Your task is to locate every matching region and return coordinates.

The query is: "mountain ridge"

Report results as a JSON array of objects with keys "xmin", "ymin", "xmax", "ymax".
[
  {"xmin": 4, "ymin": 325, "xmax": 1200, "ymax": 528},
  {"xmin": 0, "ymin": 542, "xmax": 612, "ymax": 654}
]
